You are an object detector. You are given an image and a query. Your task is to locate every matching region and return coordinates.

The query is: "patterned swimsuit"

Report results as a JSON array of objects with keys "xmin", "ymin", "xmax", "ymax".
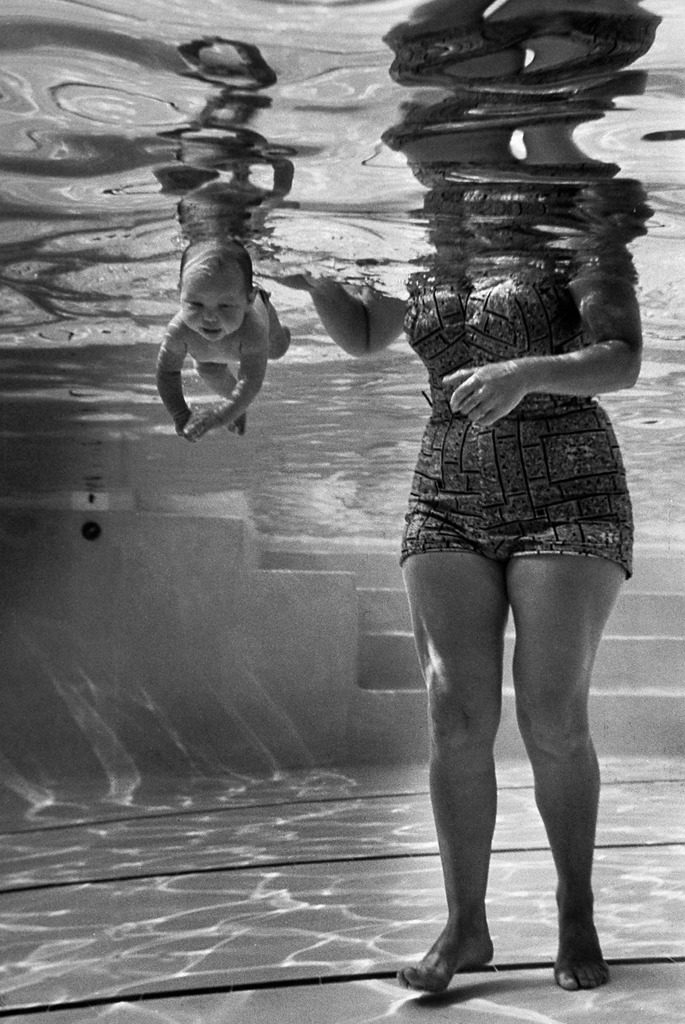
[{"xmin": 400, "ymin": 275, "xmax": 634, "ymax": 577}]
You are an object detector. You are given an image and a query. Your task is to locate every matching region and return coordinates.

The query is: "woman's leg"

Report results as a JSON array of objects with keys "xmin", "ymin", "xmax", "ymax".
[
  {"xmin": 506, "ymin": 553, "xmax": 625, "ymax": 991},
  {"xmin": 399, "ymin": 551, "xmax": 510, "ymax": 992}
]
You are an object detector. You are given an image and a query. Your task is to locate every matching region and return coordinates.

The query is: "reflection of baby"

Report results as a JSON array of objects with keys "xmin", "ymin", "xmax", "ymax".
[{"xmin": 156, "ymin": 241, "xmax": 290, "ymax": 441}]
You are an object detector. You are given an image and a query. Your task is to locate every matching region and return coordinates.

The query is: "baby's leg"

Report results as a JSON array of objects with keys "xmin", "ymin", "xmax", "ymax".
[
  {"xmin": 265, "ymin": 300, "xmax": 291, "ymax": 360},
  {"xmin": 195, "ymin": 362, "xmax": 246, "ymax": 435}
]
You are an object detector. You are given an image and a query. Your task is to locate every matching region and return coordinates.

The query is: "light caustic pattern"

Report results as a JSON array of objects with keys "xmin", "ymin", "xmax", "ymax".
[{"xmin": 0, "ymin": 801, "xmax": 683, "ymax": 1010}]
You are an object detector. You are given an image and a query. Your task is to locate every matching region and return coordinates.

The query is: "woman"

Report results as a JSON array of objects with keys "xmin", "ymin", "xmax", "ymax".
[
  {"xmin": 289, "ymin": 255, "xmax": 641, "ymax": 994},
  {"xmin": 284, "ymin": 0, "xmax": 654, "ymax": 997}
]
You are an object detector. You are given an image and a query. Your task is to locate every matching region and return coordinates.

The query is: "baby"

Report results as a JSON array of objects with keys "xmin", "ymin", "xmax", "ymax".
[{"xmin": 156, "ymin": 240, "xmax": 290, "ymax": 441}]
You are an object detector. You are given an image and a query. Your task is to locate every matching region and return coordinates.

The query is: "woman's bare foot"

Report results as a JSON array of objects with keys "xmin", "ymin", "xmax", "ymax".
[
  {"xmin": 555, "ymin": 919, "xmax": 610, "ymax": 991},
  {"xmin": 398, "ymin": 923, "xmax": 494, "ymax": 993}
]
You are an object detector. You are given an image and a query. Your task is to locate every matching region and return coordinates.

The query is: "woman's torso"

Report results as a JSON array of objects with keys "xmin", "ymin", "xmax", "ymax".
[{"xmin": 405, "ymin": 273, "xmax": 594, "ymax": 419}]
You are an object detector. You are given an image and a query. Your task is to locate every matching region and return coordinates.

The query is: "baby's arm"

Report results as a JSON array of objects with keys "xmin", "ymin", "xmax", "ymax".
[{"xmin": 156, "ymin": 318, "xmax": 191, "ymax": 434}]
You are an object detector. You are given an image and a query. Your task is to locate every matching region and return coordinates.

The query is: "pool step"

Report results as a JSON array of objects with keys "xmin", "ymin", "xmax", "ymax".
[
  {"xmin": 258, "ymin": 543, "xmax": 684, "ymax": 758},
  {"xmin": 260, "ymin": 545, "xmax": 685, "ymax": 592},
  {"xmin": 3, "ymin": 502, "xmax": 681, "ymax": 779},
  {"xmin": 358, "ymin": 631, "xmax": 685, "ymax": 693},
  {"xmin": 259, "ymin": 546, "xmax": 405, "ymax": 587},
  {"xmin": 358, "ymin": 587, "xmax": 685, "ymax": 637}
]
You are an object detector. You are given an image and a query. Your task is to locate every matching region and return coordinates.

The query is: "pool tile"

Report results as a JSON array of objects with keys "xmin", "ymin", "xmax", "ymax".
[
  {"xmin": 2, "ymin": 757, "xmax": 682, "ymax": 833},
  {"xmin": 0, "ymin": 847, "xmax": 682, "ymax": 1011},
  {"xmin": 1, "ymin": 779, "xmax": 682, "ymax": 891},
  {"xmin": 8, "ymin": 964, "xmax": 685, "ymax": 1024}
]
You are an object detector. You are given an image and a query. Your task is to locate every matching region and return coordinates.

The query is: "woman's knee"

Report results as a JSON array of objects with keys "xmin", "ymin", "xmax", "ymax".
[
  {"xmin": 425, "ymin": 658, "xmax": 501, "ymax": 750},
  {"xmin": 512, "ymin": 641, "xmax": 595, "ymax": 757},
  {"xmin": 515, "ymin": 690, "xmax": 591, "ymax": 758}
]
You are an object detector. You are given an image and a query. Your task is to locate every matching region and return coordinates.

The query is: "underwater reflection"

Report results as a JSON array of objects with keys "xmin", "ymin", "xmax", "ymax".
[
  {"xmin": 154, "ymin": 36, "xmax": 295, "ymax": 243},
  {"xmin": 152, "ymin": 38, "xmax": 293, "ymax": 443},
  {"xmin": 382, "ymin": 0, "xmax": 659, "ymax": 284}
]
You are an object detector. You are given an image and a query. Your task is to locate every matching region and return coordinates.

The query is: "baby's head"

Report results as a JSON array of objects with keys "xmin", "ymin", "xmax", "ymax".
[{"xmin": 179, "ymin": 241, "xmax": 257, "ymax": 340}]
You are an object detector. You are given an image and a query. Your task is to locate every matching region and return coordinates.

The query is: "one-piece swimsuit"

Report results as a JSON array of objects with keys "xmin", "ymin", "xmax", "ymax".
[{"xmin": 400, "ymin": 274, "xmax": 633, "ymax": 577}]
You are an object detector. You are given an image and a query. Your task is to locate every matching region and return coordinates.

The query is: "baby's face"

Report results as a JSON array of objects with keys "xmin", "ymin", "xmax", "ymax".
[{"xmin": 180, "ymin": 264, "xmax": 253, "ymax": 341}]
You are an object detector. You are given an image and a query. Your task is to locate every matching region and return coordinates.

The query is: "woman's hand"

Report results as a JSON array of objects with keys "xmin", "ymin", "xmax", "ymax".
[{"xmin": 443, "ymin": 362, "xmax": 528, "ymax": 426}]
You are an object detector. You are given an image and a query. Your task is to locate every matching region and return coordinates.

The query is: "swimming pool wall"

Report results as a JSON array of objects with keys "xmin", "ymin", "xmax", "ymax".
[{"xmin": 2, "ymin": 492, "xmax": 683, "ymax": 806}]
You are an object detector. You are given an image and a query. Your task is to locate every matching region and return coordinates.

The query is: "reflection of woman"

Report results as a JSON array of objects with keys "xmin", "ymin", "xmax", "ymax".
[{"xmin": 286, "ymin": 0, "xmax": 654, "ymax": 996}]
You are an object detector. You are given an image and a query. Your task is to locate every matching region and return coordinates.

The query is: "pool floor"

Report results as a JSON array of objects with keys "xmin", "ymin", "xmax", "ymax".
[{"xmin": 1, "ymin": 756, "xmax": 683, "ymax": 1022}]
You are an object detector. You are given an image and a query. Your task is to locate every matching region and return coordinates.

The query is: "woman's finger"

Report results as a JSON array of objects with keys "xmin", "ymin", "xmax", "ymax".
[
  {"xmin": 442, "ymin": 367, "xmax": 474, "ymax": 392},
  {"xmin": 449, "ymin": 378, "xmax": 474, "ymax": 403},
  {"xmin": 450, "ymin": 380, "xmax": 483, "ymax": 413}
]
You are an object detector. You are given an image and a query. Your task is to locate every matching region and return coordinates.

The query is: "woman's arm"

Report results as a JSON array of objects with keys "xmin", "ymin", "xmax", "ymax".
[
  {"xmin": 521, "ymin": 273, "xmax": 642, "ymax": 394},
  {"xmin": 445, "ymin": 274, "xmax": 643, "ymax": 426},
  {"xmin": 281, "ymin": 275, "xmax": 406, "ymax": 355}
]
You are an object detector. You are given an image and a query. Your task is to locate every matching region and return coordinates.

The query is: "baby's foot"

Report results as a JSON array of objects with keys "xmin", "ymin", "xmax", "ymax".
[
  {"xmin": 227, "ymin": 413, "xmax": 246, "ymax": 436},
  {"xmin": 398, "ymin": 925, "xmax": 493, "ymax": 994},
  {"xmin": 555, "ymin": 920, "xmax": 609, "ymax": 991}
]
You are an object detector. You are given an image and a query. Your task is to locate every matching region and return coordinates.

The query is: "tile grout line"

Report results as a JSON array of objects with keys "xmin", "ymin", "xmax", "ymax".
[
  {"xmin": 1, "ymin": 957, "xmax": 684, "ymax": 1018},
  {"xmin": 1, "ymin": 840, "xmax": 683, "ymax": 897},
  {"xmin": 2, "ymin": 775, "xmax": 683, "ymax": 837}
]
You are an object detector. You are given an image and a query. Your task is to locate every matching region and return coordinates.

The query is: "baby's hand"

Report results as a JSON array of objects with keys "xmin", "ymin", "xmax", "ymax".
[
  {"xmin": 181, "ymin": 408, "xmax": 221, "ymax": 442},
  {"xmin": 182, "ymin": 408, "xmax": 247, "ymax": 442}
]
